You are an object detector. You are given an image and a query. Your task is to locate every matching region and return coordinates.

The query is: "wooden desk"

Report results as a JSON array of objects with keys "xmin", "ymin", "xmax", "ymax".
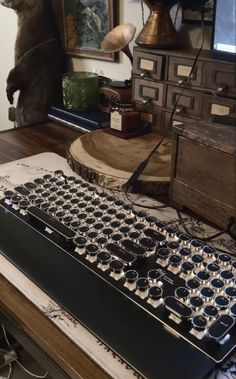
[{"xmin": 0, "ymin": 122, "xmax": 110, "ymax": 379}]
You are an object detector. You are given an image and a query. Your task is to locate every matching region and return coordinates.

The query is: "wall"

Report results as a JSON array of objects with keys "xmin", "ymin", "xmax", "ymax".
[
  {"xmin": 70, "ymin": 1, "xmax": 212, "ymax": 81},
  {"xmin": 0, "ymin": 6, "xmax": 17, "ymax": 131},
  {"xmin": 0, "ymin": 1, "xmax": 211, "ymax": 131}
]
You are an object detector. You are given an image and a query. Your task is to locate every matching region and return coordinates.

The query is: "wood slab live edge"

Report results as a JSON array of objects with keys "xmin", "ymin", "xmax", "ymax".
[
  {"xmin": 68, "ymin": 130, "xmax": 172, "ymax": 196},
  {"xmin": 0, "ymin": 122, "xmax": 111, "ymax": 379}
]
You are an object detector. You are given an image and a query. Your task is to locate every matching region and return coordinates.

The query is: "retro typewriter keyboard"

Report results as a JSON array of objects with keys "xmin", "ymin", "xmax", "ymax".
[{"xmin": 1, "ymin": 170, "xmax": 236, "ymax": 363}]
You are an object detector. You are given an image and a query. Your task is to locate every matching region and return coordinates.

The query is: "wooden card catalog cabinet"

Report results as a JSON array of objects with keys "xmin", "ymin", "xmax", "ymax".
[
  {"xmin": 132, "ymin": 47, "xmax": 236, "ymax": 134},
  {"xmin": 170, "ymin": 122, "xmax": 236, "ymax": 229}
]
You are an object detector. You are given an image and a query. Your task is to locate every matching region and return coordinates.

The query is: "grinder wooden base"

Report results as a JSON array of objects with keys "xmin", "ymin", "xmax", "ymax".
[{"xmin": 67, "ymin": 130, "xmax": 172, "ymax": 196}]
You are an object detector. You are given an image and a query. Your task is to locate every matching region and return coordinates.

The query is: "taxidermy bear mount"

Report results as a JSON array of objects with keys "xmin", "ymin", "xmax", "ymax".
[{"xmin": 0, "ymin": 0, "xmax": 65, "ymax": 127}]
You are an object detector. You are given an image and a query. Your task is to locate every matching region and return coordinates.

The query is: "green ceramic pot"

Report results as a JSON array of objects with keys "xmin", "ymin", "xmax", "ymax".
[{"xmin": 62, "ymin": 72, "xmax": 110, "ymax": 112}]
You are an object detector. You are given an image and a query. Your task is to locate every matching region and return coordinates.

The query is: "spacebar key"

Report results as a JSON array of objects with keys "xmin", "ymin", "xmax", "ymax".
[{"xmin": 27, "ymin": 206, "xmax": 76, "ymax": 240}]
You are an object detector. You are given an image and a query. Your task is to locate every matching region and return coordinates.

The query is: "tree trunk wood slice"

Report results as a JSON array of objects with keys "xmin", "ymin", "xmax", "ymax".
[{"xmin": 67, "ymin": 130, "xmax": 172, "ymax": 196}]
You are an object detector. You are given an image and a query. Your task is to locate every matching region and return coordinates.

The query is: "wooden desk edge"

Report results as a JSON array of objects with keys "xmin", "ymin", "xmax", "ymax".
[{"xmin": 0, "ymin": 274, "xmax": 111, "ymax": 379}]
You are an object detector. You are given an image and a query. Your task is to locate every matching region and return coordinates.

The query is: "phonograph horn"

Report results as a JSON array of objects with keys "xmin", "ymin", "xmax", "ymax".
[{"xmin": 101, "ymin": 23, "xmax": 136, "ymax": 64}]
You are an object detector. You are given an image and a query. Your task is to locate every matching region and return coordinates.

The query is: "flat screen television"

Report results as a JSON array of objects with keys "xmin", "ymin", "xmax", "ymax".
[{"xmin": 211, "ymin": 0, "xmax": 236, "ymax": 62}]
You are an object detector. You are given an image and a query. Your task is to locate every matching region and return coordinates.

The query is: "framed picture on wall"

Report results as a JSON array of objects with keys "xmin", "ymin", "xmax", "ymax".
[
  {"xmin": 58, "ymin": 0, "xmax": 118, "ymax": 61},
  {"xmin": 182, "ymin": 0, "xmax": 214, "ymax": 24}
]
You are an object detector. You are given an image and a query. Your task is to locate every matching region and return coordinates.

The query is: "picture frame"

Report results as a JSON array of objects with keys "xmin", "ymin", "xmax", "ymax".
[
  {"xmin": 182, "ymin": 0, "xmax": 214, "ymax": 24},
  {"xmin": 57, "ymin": 0, "xmax": 118, "ymax": 61}
]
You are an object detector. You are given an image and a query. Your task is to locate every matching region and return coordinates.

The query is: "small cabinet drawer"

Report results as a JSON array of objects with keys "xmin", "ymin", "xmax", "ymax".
[
  {"xmin": 163, "ymin": 111, "xmax": 197, "ymax": 131},
  {"xmin": 202, "ymin": 94, "xmax": 236, "ymax": 120},
  {"xmin": 203, "ymin": 62, "xmax": 236, "ymax": 97},
  {"xmin": 166, "ymin": 86, "xmax": 202, "ymax": 117},
  {"xmin": 168, "ymin": 56, "xmax": 203, "ymax": 87},
  {"xmin": 133, "ymin": 78, "xmax": 165, "ymax": 108},
  {"xmin": 133, "ymin": 50, "xmax": 165, "ymax": 81},
  {"xmin": 139, "ymin": 107, "xmax": 163, "ymax": 134}
]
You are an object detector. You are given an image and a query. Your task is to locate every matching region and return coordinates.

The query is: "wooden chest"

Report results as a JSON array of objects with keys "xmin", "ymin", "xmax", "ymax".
[{"xmin": 170, "ymin": 122, "xmax": 236, "ymax": 228}]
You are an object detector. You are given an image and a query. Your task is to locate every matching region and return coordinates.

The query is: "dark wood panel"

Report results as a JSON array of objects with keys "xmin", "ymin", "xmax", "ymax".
[
  {"xmin": 172, "ymin": 180, "xmax": 235, "ymax": 228},
  {"xmin": 176, "ymin": 137, "xmax": 236, "ymax": 207}
]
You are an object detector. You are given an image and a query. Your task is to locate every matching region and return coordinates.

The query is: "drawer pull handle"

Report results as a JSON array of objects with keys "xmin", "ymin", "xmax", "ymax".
[
  {"xmin": 175, "ymin": 106, "xmax": 185, "ymax": 114},
  {"xmin": 140, "ymin": 72, "xmax": 149, "ymax": 79},
  {"xmin": 142, "ymin": 98, "xmax": 151, "ymax": 105},
  {"xmin": 216, "ymin": 85, "xmax": 227, "ymax": 95}
]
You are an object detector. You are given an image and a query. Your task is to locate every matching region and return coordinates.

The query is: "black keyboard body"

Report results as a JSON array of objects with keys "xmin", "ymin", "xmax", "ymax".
[{"xmin": 0, "ymin": 173, "xmax": 235, "ymax": 379}]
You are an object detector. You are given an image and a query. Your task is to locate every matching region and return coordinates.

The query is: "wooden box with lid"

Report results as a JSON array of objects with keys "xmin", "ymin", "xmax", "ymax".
[
  {"xmin": 132, "ymin": 47, "xmax": 236, "ymax": 134},
  {"xmin": 169, "ymin": 121, "xmax": 236, "ymax": 229}
]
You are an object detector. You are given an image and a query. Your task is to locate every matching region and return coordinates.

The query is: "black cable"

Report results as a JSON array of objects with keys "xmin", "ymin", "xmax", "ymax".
[
  {"xmin": 176, "ymin": 209, "xmax": 234, "ymax": 242},
  {"xmin": 124, "ymin": 191, "xmax": 170, "ymax": 210},
  {"xmin": 124, "ymin": 4, "xmax": 206, "ymax": 211}
]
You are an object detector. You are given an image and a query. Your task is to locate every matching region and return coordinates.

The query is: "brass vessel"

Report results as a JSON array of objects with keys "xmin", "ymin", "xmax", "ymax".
[{"xmin": 135, "ymin": 2, "xmax": 177, "ymax": 48}]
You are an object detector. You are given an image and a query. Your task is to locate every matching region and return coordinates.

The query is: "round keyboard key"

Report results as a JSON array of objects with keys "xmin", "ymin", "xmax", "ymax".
[
  {"xmin": 157, "ymin": 248, "xmax": 169, "ymax": 261},
  {"xmin": 125, "ymin": 270, "xmax": 138, "ymax": 284},
  {"xmin": 71, "ymin": 221, "xmax": 80, "ymax": 230},
  {"xmin": 147, "ymin": 269, "xmax": 162, "ymax": 283},
  {"xmin": 139, "ymin": 237, "xmax": 156, "ymax": 251},
  {"xmin": 34, "ymin": 178, "xmax": 44, "ymax": 185},
  {"xmin": 116, "ymin": 213, "xmax": 126, "ymax": 220},
  {"xmin": 79, "ymin": 225, "xmax": 89, "ymax": 234},
  {"xmin": 87, "ymin": 231, "xmax": 98, "ymax": 241},
  {"xmin": 97, "ymin": 252, "xmax": 111, "ymax": 265},
  {"xmin": 63, "ymin": 215, "xmax": 73, "ymax": 225},
  {"xmin": 178, "ymin": 233, "xmax": 190, "ymax": 245},
  {"xmin": 136, "ymin": 277, "xmax": 149, "ymax": 292},
  {"xmin": 230, "ymin": 303, "xmax": 236, "ymax": 317},
  {"xmin": 103, "ymin": 228, "xmax": 113, "ymax": 237},
  {"xmin": 41, "ymin": 202, "xmax": 50, "ymax": 211},
  {"xmin": 186, "ymin": 279, "xmax": 200, "ymax": 292},
  {"xmin": 211, "ymin": 278, "xmax": 224, "ymax": 292},
  {"xmin": 119, "ymin": 226, "xmax": 130, "ymax": 235},
  {"xmin": 74, "ymin": 236, "xmax": 87, "ymax": 248},
  {"xmin": 34, "ymin": 198, "xmax": 44, "ymax": 207},
  {"xmin": 189, "ymin": 296, "xmax": 204, "ymax": 310},
  {"xmin": 155, "ymin": 221, "xmax": 167, "ymax": 232},
  {"xmin": 225, "ymin": 287, "xmax": 236, "ymax": 300},
  {"xmin": 202, "ymin": 245, "xmax": 216, "ymax": 258},
  {"xmin": 100, "ymin": 204, "xmax": 109, "ymax": 211},
  {"xmin": 86, "ymin": 217, "xmax": 96, "ymax": 226},
  {"xmin": 109, "ymin": 260, "xmax": 124, "ymax": 274},
  {"xmin": 191, "ymin": 254, "xmax": 204, "ymax": 266},
  {"xmin": 165, "ymin": 226, "xmax": 177, "ymax": 239},
  {"xmin": 93, "ymin": 223, "xmax": 104, "ymax": 231},
  {"xmin": 203, "ymin": 305, "xmax": 218, "ymax": 319},
  {"xmin": 214, "ymin": 295, "xmax": 229, "ymax": 310},
  {"xmin": 111, "ymin": 233, "xmax": 123, "ymax": 242},
  {"xmin": 207, "ymin": 263, "xmax": 220, "ymax": 275},
  {"xmin": 125, "ymin": 217, "xmax": 135, "ymax": 225},
  {"xmin": 55, "ymin": 210, "xmax": 64, "ymax": 219},
  {"xmin": 96, "ymin": 237, "xmax": 108, "ymax": 247},
  {"xmin": 191, "ymin": 239, "xmax": 203, "ymax": 251},
  {"xmin": 149, "ymin": 286, "xmax": 163, "ymax": 301},
  {"xmin": 218, "ymin": 253, "xmax": 232, "ymax": 266},
  {"xmin": 181, "ymin": 262, "xmax": 194, "ymax": 275},
  {"xmin": 197, "ymin": 270, "xmax": 211, "ymax": 283},
  {"xmin": 85, "ymin": 244, "xmax": 99, "ymax": 257},
  {"xmin": 85, "ymin": 206, "xmax": 95, "ymax": 214},
  {"xmin": 11, "ymin": 194, "xmax": 22, "ymax": 204},
  {"xmin": 169, "ymin": 255, "xmax": 182, "ymax": 267},
  {"xmin": 107, "ymin": 208, "xmax": 117, "ymax": 216},
  {"xmin": 192, "ymin": 315, "xmax": 207, "ymax": 331},
  {"xmin": 110, "ymin": 221, "xmax": 120, "ymax": 230},
  {"xmin": 200, "ymin": 287, "xmax": 214, "ymax": 301},
  {"xmin": 77, "ymin": 213, "xmax": 87, "ymax": 221},
  {"xmin": 175, "ymin": 287, "xmax": 190, "ymax": 300},
  {"xmin": 102, "ymin": 215, "xmax": 112, "ymax": 224},
  {"xmin": 134, "ymin": 223, "xmax": 145, "ymax": 231},
  {"xmin": 167, "ymin": 241, "xmax": 180, "ymax": 252},
  {"xmin": 179, "ymin": 248, "xmax": 191, "ymax": 259},
  {"xmin": 220, "ymin": 270, "xmax": 234, "ymax": 282},
  {"xmin": 128, "ymin": 231, "xmax": 140, "ymax": 241},
  {"xmin": 19, "ymin": 200, "xmax": 30, "ymax": 209}
]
